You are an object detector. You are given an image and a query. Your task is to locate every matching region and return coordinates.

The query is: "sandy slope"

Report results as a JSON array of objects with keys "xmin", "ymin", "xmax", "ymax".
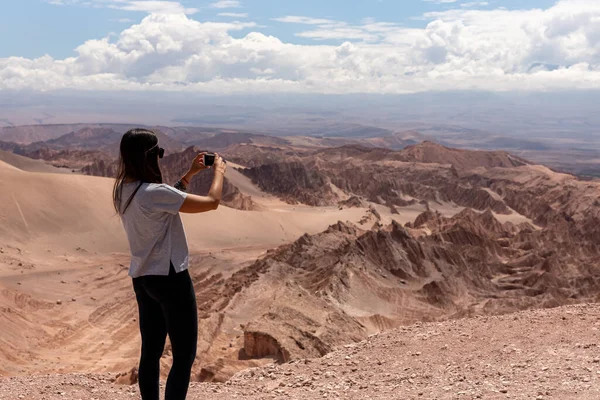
[
  {"xmin": 2, "ymin": 303, "xmax": 599, "ymax": 399},
  {"xmin": 0, "ymin": 150, "xmax": 73, "ymax": 174},
  {"xmin": 0, "ymin": 160, "xmax": 366, "ymax": 254},
  {"xmin": 0, "ymin": 160, "xmax": 125, "ymax": 253}
]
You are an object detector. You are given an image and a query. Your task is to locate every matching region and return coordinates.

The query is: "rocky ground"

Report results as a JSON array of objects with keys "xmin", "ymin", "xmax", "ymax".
[{"xmin": 3, "ymin": 303, "xmax": 600, "ymax": 400}]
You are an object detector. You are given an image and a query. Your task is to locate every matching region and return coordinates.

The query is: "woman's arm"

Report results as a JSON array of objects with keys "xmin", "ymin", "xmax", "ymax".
[{"xmin": 179, "ymin": 154, "xmax": 227, "ymax": 214}]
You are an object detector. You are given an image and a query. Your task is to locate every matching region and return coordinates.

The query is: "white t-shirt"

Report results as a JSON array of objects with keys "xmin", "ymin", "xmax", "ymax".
[{"xmin": 119, "ymin": 182, "xmax": 189, "ymax": 278}]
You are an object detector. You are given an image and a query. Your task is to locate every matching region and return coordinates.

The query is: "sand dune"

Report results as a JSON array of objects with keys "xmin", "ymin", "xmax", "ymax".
[
  {"xmin": 0, "ymin": 160, "xmax": 124, "ymax": 253},
  {"xmin": 0, "ymin": 150, "xmax": 73, "ymax": 174},
  {"xmin": 0, "ymin": 160, "xmax": 368, "ymax": 255}
]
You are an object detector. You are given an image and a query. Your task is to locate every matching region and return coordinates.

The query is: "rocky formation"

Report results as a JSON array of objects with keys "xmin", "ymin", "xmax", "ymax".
[
  {"xmin": 222, "ymin": 190, "xmax": 264, "ymax": 211},
  {"xmin": 396, "ymin": 141, "xmax": 530, "ymax": 170},
  {"xmin": 242, "ymin": 302, "xmax": 362, "ymax": 364},
  {"xmin": 222, "ymin": 143, "xmax": 303, "ymax": 168},
  {"xmin": 243, "ymin": 330, "xmax": 292, "ymax": 363},
  {"xmin": 241, "ymin": 162, "xmax": 338, "ymax": 206},
  {"xmin": 316, "ymin": 146, "xmax": 523, "ymax": 213},
  {"xmin": 80, "ymin": 155, "xmax": 118, "ymax": 176},
  {"xmin": 113, "ymin": 368, "xmax": 138, "ymax": 385},
  {"xmin": 338, "ymin": 196, "xmax": 365, "ymax": 209},
  {"xmin": 237, "ymin": 143, "xmax": 529, "ymax": 210},
  {"xmin": 209, "ymin": 188, "xmax": 600, "ymax": 378},
  {"xmin": 411, "ymin": 209, "xmax": 445, "ymax": 229},
  {"xmin": 357, "ymin": 205, "xmax": 382, "ymax": 229}
]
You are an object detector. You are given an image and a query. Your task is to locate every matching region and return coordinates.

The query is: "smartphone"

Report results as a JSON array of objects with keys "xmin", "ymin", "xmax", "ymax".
[{"xmin": 203, "ymin": 153, "xmax": 216, "ymax": 167}]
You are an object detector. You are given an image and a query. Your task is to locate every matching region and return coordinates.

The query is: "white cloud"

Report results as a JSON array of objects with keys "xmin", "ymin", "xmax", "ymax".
[
  {"xmin": 44, "ymin": 0, "xmax": 79, "ymax": 4},
  {"xmin": 422, "ymin": 0, "xmax": 459, "ymax": 3},
  {"xmin": 273, "ymin": 16, "xmax": 340, "ymax": 25},
  {"xmin": 210, "ymin": 0, "xmax": 241, "ymax": 9},
  {"xmin": 44, "ymin": 0, "xmax": 199, "ymax": 14},
  {"xmin": 460, "ymin": 1, "xmax": 489, "ymax": 7},
  {"xmin": 218, "ymin": 12, "xmax": 248, "ymax": 18},
  {"xmin": 274, "ymin": 16, "xmax": 397, "ymax": 42},
  {"xmin": 6, "ymin": 0, "xmax": 600, "ymax": 94},
  {"xmin": 110, "ymin": 1, "xmax": 199, "ymax": 15}
]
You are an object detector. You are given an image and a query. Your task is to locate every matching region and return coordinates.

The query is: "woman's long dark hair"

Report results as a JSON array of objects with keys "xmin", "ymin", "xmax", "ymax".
[{"xmin": 113, "ymin": 129, "xmax": 163, "ymax": 214}]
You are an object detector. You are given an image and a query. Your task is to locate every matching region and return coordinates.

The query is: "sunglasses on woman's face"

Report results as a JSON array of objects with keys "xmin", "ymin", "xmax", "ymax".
[{"xmin": 148, "ymin": 144, "xmax": 165, "ymax": 159}]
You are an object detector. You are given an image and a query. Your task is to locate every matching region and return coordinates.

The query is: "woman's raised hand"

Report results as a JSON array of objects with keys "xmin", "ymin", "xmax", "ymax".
[
  {"xmin": 189, "ymin": 152, "xmax": 209, "ymax": 176},
  {"xmin": 213, "ymin": 153, "xmax": 227, "ymax": 175}
]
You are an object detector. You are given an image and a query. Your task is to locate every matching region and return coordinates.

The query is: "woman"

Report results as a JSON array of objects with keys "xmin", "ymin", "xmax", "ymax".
[{"xmin": 112, "ymin": 128, "xmax": 226, "ymax": 400}]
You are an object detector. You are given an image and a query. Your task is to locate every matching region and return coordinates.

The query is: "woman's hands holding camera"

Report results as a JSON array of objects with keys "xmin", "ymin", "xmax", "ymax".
[
  {"xmin": 212, "ymin": 153, "xmax": 227, "ymax": 176},
  {"xmin": 189, "ymin": 152, "xmax": 209, "ymax": 176},
  {"xmin": 181, "ymin": 152, "xmax": 207, "ymax": 187},
  {"xmin": 184, "ymin": 152, "xmax": 226, "ymax": 184}
]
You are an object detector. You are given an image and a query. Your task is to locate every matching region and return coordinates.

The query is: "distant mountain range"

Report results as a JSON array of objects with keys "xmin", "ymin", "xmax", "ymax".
[{"xmin": 1, "ymin": 122, "xmax": 598, "ymax": 180}]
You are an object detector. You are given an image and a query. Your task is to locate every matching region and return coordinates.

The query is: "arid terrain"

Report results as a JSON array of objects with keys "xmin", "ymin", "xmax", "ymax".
[
  {"xmin": 1, "ymin": 124, "xmax": 600, "ymax": 399},
  {"xmin": 2, "ymin": 303, "xmax": 600, "ymax": 399}
]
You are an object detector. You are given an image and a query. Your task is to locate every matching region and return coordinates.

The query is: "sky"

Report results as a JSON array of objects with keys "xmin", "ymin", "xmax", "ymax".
[{"xmin": 1, "ymin": 0, "xmax": 599, "ymax": 94}]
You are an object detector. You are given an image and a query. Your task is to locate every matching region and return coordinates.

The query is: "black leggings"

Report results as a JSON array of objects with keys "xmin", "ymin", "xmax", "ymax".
[{"xmin": 132, "ymin": 264, "xmax": 198, "ymax": 400}]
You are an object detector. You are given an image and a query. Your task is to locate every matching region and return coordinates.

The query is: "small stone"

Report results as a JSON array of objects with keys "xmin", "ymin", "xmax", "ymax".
[{"xmin": 56, "ymin": 300, "xmax": 62, "ymax": 305}]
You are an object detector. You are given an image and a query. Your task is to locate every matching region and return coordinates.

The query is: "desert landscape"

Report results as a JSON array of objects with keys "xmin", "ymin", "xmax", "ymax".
[
  {"xmin": 1, "ymin": 123, "xmax": 599, "ymax": 399},
  {"xmin": 5, "ymin": 1, "xmax": 600, "ymax": 397}
]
